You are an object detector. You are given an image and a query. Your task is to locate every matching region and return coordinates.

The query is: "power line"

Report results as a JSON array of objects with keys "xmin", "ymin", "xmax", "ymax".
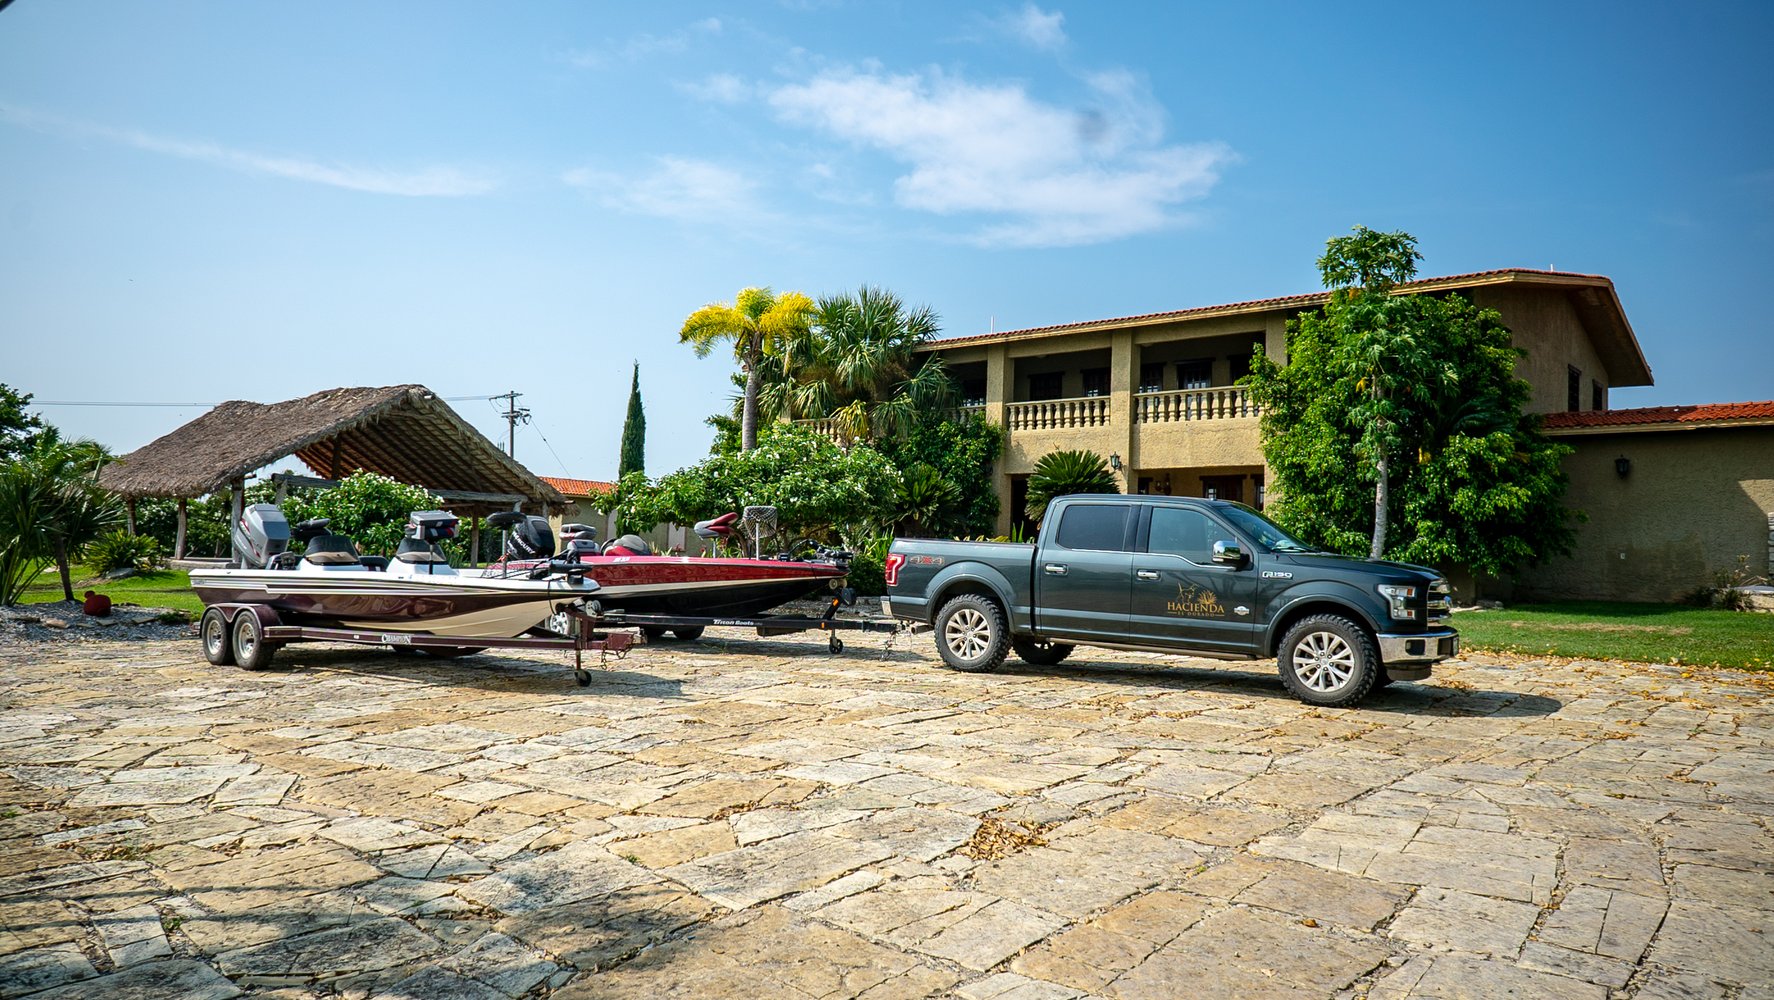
[{"xmin": 33, "ymin": 400, "xmax": 215, "ymax": 407}]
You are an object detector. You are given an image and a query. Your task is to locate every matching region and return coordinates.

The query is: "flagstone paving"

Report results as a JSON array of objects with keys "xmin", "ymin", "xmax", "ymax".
[{"xmin": 1, "ymin": 626, "xmax": 1772, "ymax": 998}]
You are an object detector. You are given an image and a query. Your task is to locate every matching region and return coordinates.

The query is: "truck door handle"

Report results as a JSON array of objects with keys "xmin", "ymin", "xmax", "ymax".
[
  {"xmin": 1136, "ymin": 570, "xmax": 1160, "ymax": 580},
  {"xmin": 1043, "ymin": 564, "xmax": 1068, "ymax": 576}
]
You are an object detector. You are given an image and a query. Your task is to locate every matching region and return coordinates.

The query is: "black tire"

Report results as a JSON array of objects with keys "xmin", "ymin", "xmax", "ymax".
[
  {"xmin": 200, "ymin": 608, "xmax": 234, "ymax": 666},
  {"xmin": 1371, "ymin": 670, "xmax": 1395, "ymax": 689},
  {"xmin": 419, "ymin": 646, "xmax": 487, "ymax": 659},
  {"xmin": 933, "ymin": 594, "xmax": 1009, "ymax": 673},
  {"xmin": 230, "ymin": 612, "xmax": 278, "ymax": 671},
  {"xmin": 671, "ymin": 626, "xmax": 705, "ymax": 641},
  {"xmin": 1277, "ymin": 614, "xmax": 1380, "ymax": 707},
  {"xmin": 1012, "ymin": 638, "xmax": 1074, "ymax": 667},
  {"xmin": 641, "ymin": 625, "xmax": 669, "ymax": 640}
]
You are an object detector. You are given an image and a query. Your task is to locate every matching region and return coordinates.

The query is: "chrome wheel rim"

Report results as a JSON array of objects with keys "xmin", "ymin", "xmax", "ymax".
[
  {"xmin": 236, "ymin": 624, "xmax": 256, "ymax": 659},
  {"xmin": 1293, "ymin": 631, "xmax": 1355, "ymax": 692},
  {"xmin": 203, "ymin": 615, "xmax": 225, "ymax": 655},
  {"xmin": 944, "ymin": 608, "xmax": 991, "ymax": 660}
]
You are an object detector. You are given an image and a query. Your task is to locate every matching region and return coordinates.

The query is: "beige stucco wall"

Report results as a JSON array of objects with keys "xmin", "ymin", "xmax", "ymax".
[
  {"xmin": 1515, "ymin": 426, "xmax": 1774, "ymax": 602},
  {"xmin": 1474, "ymin": 286, "xmax": 1611, "ymax": 415}
]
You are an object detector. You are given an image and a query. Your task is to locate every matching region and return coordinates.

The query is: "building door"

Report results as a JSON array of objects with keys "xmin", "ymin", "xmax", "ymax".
[
  {"xmin": 1127, "ymin": 504, "xmax": 1258, "ymax": 653},
  {"xmin": 1031, "ymin": 502, "xmax": 1134, "ymax": 643},
  {"xmin": 1201, "ymin": 475, "xmax": 1244, "ymax": 503}
]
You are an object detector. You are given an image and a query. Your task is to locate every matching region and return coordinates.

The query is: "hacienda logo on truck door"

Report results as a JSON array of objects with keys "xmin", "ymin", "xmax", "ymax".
[{"xmin": 1167, "ymin": 584, "xmax": 1226, "ymax": 617}]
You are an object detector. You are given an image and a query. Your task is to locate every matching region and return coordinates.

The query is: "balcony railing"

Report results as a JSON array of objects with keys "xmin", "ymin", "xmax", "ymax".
[
  {"xmin": 1007, "ymin": 396, "xmax": 1110, "ymax": 431},
  {"xmin": 1136, "ymin": 386, "xmax": 1257, "ymax": 423}
]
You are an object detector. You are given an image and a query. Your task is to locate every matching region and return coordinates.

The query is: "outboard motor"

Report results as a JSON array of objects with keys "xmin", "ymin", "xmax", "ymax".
[
  {"xmin": 232, "ymin": 504, "xmax": 290, "ymax": 569},
  {"xmin": 504, "ymin": 515, "xmax": 555, "ymax": 561}
]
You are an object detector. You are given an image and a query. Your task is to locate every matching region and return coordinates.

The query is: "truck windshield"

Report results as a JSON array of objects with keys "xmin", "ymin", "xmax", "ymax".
[{"xmin": 1219, "ymin": 503, "xmax": 1316, "ymax": 553}]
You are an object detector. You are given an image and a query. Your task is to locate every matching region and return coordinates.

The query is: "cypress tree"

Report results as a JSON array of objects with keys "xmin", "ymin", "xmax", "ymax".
[{"xmin": 618, "ymin": 362, "xmax": 646, "ymax": 478}]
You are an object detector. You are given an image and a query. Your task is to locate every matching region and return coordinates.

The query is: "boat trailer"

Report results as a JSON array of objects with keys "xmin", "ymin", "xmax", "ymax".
[
  {"xmin": 591, "ymin": 592, "xmax": 901, "ymax": 655},
  {"xmin": 199, "ymin": 603, "xmax": 636, "ymax": 687}
]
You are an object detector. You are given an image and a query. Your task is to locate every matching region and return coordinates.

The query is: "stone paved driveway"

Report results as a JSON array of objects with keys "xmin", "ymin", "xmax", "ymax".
[{"xmin": 1, "ymin": 625, "xmax": 1771, "ymax": 999}]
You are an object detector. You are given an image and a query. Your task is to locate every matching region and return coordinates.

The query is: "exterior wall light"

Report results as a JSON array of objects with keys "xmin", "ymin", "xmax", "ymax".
[
  {"xmin": 1109, "ymin": 453, "xmax": 1122, "ymax": 471},
  {"xmin": 1615, "ymin": 456, "xmax": 1631, "ymax": 478}
]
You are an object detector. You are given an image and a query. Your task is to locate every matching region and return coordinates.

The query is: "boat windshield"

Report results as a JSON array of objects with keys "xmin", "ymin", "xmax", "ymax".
[{"xmin": 1218, "ymin": 502, "xmax": 1317, "ymax": 553}]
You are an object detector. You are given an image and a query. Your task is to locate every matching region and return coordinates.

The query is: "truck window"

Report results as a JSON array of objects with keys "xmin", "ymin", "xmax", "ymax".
[
  {"xmin": 1053, "ymin": 504, "xmax": 1130, "ymax": 551},
  {"xmin": 1148, "ymin": 507, "xmax": 1215, "ymax": 563}
]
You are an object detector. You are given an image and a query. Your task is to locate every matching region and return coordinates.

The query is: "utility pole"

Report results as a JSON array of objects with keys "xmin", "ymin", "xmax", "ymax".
[{"xmin": 494, "ymin": 390, "xmax": 530, "ymax": 457}]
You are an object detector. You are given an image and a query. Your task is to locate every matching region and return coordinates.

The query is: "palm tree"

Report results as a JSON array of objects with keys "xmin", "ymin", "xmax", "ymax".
[
  {"xmin": 759, "ymin": 286, "xmax": 954, "ymax": 444},
  {"xmin": 1025, "ymin": 450, "xmax": 1119, "ymax": 524},
  {"xmin": 0, "ymin": 430, "xmax": 121, "ymax": 603},
  {"xmin": 680, "ymin": 287, "xmax": 816, "ymax": 452}
]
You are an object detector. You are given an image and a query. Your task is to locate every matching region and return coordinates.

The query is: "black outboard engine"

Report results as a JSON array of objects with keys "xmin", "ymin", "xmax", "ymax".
[
  {"xmin": 504, "ymin": 515, "xmax": 555, "ymax": 561},
  {"xmin": 232, "ymin": 504, "xmax": 290, "ymax": 569}
]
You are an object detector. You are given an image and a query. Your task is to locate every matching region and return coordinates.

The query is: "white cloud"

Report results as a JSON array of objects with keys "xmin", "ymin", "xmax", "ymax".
[
  {"xmin": 998, "ymin": 4, "xmax": 1067, "ymax": 51},
  {"xmin": 569, "ymin": 18, "xmax": 723, "ymax": 69},
  {"xmin": 768, "ymin": 68, "xmax": 1232, "ymax": 246},
  {"xmin": 564, "ymin": 156, "xmax": 759, "ymax": 222},
  {"xmin": 678, "ymin": 73, "xmax": 751, "ymax": 104},
  {"xmin": 0, "ymin": 103, "xmax": 495, "ymax": 197}
]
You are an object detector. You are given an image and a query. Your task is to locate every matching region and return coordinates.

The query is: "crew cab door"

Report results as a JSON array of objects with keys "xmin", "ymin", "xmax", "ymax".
[
  {"xmin": 1031, "ymin": 501, "xmax": 1134, "ymax": 642},
  {"xmin": 1127, "ymin": 504, "xmax": 1259, "ymax": 654}
]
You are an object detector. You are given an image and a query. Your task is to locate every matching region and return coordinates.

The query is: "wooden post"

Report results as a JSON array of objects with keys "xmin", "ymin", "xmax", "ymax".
[
  {"xmin": 174, "ymin": 499, "xmax": 188, "ymax": 559},
  {"xmin": 125, "ymin": 498, "xmax": 137, "ymax": 536},
  {"xmin": 469, "ymin": 516, "xmax": 481, "ymax": 568}
]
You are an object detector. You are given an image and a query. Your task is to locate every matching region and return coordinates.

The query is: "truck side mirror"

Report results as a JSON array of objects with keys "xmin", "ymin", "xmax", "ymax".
[{"xmin": 1211, "ymin": 540, "xmax": 1245, "ymax": 565}]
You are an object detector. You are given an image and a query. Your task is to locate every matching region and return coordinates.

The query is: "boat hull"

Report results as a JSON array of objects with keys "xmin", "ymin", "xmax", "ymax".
[
  {"xmin": 190, "ymin": 569, "xmax": 593, "ymax": 639},
  {"xmin": 480, "ymin": 555, "xmax": 846, "ymax": 617}
]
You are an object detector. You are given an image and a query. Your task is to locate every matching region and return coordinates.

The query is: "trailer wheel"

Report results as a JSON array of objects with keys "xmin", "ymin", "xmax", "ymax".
[
  {"xmin": 934, "ymin": 594, "xmax": 1008, "ymax": 673},
  {"xmin": 419, "ymin": 647, "xmax": 487, "ymax": 659},
  {"xmin": 1012, "ymin": 638, "xmax": 1074, "ymax": 667},
  {"xmin": 1277, "ymin": 614, "xmax": 1379, "ymax": 707},
  {"xmin": 230, "ymin": 612, "xmax": 278, "ymax": 671},
  {"xmin": 575, "ymin": 669, "xmax": 592, "ymax": 687},
  {"xmin": 641, "ymin": 625, "xmax": 668, "ymax": 640},
  {"xmin": 672, "ymin": 626, "xmax": 705, "ymax": 641},
  {"xmin": 828, "ymin": 634, "xmax": 844, "ymax": 654},
  {"xmin": 200, "ymin": 608, "xmax": 234, "ymax": 666}
]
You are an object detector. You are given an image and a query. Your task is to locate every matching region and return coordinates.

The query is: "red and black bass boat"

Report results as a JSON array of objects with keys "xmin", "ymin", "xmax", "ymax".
[{"xmin": 474, "ymin": 509, "xmax": 849, "ymax": 618}]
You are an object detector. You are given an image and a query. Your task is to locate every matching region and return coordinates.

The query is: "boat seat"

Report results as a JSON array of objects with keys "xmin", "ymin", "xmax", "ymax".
[
  {"xmin": 561, "ymin": 538, "xmax": 601, "ymax": 558},
  {"xmin": 395, "ymin": 538, "xmax": 449, "ymax": 564},
  {"xmin": 303, "ymin": 533, "xmax": 361, "ymax": 566},
  {"xmin": 604, "ymin": 534, "xmax": 653, "ymax": 556},
  {"xmin": 358, "ymin": 555, "xmax": 389, "ymax": 571}
]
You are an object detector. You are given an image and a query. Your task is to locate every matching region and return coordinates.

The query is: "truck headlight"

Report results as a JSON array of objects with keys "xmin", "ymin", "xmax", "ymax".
[{"xmin": 1377, "ymin": 584, "xmax": 1418, "ymax": 621}]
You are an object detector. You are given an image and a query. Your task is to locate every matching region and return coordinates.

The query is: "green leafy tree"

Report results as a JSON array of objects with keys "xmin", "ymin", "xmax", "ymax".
[
  {"xmin": 0, "ymin": 430, "xmax": 123, "ymax": 603},
  {"xmin": 0, "ymin": 383, "xmax": 44, "ymax": 464},
  {"xmin": 757, "ymin": 286, "xmax": 955, "ymax": 444},
  {"xmin": 618, "ymin": 362, "xmax": 646, "ymax": 479},
  {"xmin": 873, "ymin": 414, "xmax": 1003, "ymax": 537},
  {"xmin": 1025, "ymin": 450, "xmax": 1119, "ymax": 524},
  {"xmin": 679, "ymin": 287, "xmax": 816, "ymax": 452},
  {"xmin": 279, "ymin": 471, "xmax": 445, "ymax": 557},
  {"xmin": 614, "ymin": 424, "xmax": 901, "ymax": 543},
  {"xmin": 1245, "ymin": 228, "xmax": 1577, "ymax": 577}
]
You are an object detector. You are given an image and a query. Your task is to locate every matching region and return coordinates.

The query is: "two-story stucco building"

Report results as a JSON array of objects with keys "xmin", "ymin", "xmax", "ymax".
[{"xmin": 908, "ymin": 268, "xmax": 1773, "ymax": 602}]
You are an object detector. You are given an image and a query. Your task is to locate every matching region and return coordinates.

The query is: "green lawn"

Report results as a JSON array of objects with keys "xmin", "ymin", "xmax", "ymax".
[
  {"xmin": 1454, "ymin": 600, "xmax": 1774, "ymax": 671},
  {"xmin": 19, "ymin": 564, "xmax": 203, "ymax": 617}
]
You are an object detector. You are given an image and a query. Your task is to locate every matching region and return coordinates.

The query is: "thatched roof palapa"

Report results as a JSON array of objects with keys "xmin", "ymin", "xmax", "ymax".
[{"xmin": 98, "ymin": 385, "xmax": 567, "ymax": 514}]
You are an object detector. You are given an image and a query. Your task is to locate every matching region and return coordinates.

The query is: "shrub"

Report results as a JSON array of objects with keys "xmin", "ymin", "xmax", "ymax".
[
  {"xmin": 1025, "ymin": 450, "xmax": 1119, "ymax": 524},
  {"xmin": 280, "ymin": 471, "xmax": 446, "ymax": 557},
  {"xmin": 88, "ymin": 531, "xmax": 163, "ymax": 573},
  {"xmin": 842, "ymin": 531, "xmax": 895, "ymax": 596}
]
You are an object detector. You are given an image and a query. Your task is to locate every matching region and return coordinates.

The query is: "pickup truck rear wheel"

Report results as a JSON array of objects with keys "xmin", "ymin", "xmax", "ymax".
[
  {"xmin": 1277, "ymin": 614, "xmax": 1379, "ymax": 707},
  {"xmin": 1012, "ymin": 638, "xmax": 1074, "ymax": 667},
  {"xmin": 934, "ymin": 595, "xmax": 1009, "ymax": 673}
]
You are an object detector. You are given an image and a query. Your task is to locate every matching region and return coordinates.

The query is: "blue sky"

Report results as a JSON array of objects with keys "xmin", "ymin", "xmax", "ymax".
[{"xmin": 3, "ymin": 1, "xmax": 1770, "ymax": 481}]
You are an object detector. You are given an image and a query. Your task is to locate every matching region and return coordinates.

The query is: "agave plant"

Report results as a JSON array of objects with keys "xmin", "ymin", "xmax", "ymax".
[{"xmin": 1025, "ymin": 450, "xmax": 1118, "ymax": 524}]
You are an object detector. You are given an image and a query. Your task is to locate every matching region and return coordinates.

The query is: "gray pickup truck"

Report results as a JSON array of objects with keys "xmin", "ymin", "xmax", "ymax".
[{"xmin": 884, "ymin": 494, "xmax": 1457, "ymax": 706}]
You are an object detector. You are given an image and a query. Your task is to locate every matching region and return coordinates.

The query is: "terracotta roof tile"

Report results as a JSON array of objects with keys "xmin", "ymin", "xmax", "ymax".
[
  {"xmin": 1541, "ymin": 400, "xmax": 1774, "ymax": 430},
  {"xmin": 540, "ymin": 475, "xmax": 615, "ymax": 496},
  {"xmin": 922, "ymin": 268, "xmax": 1611, "ymax": 348}
]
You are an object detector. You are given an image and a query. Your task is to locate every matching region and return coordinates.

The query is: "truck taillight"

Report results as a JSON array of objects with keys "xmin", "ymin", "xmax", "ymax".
[{"xmin": 884, "ymin": 553, "xmax": 905, "ymax": 588}]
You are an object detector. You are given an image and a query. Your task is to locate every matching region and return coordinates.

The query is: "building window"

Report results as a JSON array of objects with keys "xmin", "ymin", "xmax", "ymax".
[
  {"xmin": 1567, "ymin": 366, "xmax": 1581, "ymax": 412},
  {"xmin": 1178, "ymin": 359, "xmax": 1212, "ymax": 390},
  {"xmin": 1082, "ymin": 368, "xmax": 1110, "ymax": 397},
  {"xmin": 1228, "ymin": 352, "xmax": 1252, "ymax": 383},
  {"xmin": 960, "ymin": 378, "xmax": 986, "ymax": 408},
  {"xmin": 1591, "ymin": 380, "xmax": 1605, "ymax": 411},
  {"xmin": 1028, "ymin": 372, "xmax": 1064, "ymax": 401},
  {"xmin": 1139, "ymin": 362, "xmax": 1164, "ymax": 393}
]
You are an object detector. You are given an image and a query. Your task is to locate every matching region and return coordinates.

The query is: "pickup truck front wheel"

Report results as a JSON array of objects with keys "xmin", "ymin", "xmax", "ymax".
[
  {"xmin": 1277, "ymin": 614, "xmax": 1379, "ymax": 707},
  {"xmin": 934, "ymin": 595, "xmax": 1009, "ymax": 673}
]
